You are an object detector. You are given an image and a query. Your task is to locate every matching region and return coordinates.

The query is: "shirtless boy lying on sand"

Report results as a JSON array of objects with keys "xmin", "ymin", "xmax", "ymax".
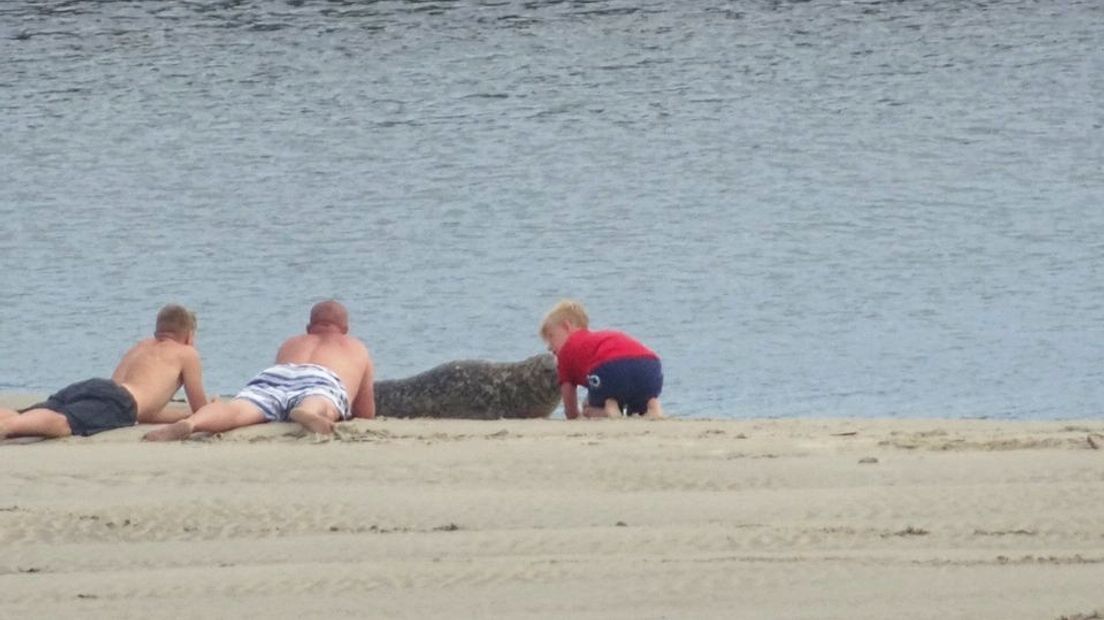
[
  {"xmin": 144, "ymin": 300, "xmax": 375, "ymax": 441},
  {"xmin": 0, "ymin": 304, "xmax": 210, "ymax": 440}
]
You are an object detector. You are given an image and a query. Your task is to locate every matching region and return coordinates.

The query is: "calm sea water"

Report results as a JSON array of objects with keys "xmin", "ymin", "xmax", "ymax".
[{"xmin": 1, "ymin": 0, "xmax": 1101, "ymax": 419}]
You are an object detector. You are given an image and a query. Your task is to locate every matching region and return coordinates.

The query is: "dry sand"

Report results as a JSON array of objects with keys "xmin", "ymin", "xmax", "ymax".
[{"xmin": 3, "ymin": 395, "xmax": 1103, "ymax": 619}]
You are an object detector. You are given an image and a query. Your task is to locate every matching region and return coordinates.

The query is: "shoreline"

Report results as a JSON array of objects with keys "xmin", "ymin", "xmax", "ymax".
[{"xmin": 4, "ymin": 392, "xmax": 1102, "ymax": 426}]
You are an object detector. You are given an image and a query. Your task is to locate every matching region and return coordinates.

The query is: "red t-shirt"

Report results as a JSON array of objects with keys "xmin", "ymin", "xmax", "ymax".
[{"xmin": 555, "ymin": 329, "xmax": 659, "ymax": 386}]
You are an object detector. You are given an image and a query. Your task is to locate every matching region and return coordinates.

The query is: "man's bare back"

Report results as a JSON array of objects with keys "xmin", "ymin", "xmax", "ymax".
[
  {"xmin": 113, "ymin": 337, "xmax": 207, "ymax": 422},
  {"xmin": 276, "ymin": 332, "xmax": 374, "ymax": 419}
]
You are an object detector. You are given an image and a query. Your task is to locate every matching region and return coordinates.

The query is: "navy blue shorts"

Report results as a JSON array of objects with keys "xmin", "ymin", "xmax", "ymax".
[
  {"xmin": 21, "ymin": 378, "xmax": 137, "ymax": 436},
  {"xmin": 585, "ymin": 357, "xmax": 663, "ymax": 415}
]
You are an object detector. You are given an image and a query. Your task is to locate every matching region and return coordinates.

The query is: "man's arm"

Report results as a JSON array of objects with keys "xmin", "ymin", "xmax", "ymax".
[
  {"xmin": 561, "ymin": 383, "xmax": 580, "ymax": 420},
  {"xmin": 180, "ymin": 348, "xmax": 210, "ymax": 414},
  {"xmin": 351, "ymin": 357, "xmax": 376, "ymax": 419}
]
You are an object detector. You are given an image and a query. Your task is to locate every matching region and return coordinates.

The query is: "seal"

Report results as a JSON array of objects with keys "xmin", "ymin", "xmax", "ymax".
[{"xmin": 373, "ymin": 354, "xmax": 561, "ymax": 419}]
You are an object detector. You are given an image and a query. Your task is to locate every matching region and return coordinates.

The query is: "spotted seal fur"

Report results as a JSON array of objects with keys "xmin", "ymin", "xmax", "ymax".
[{"xmin": 373, "ymin": 354, "xmax": 560, "ymax": 419}]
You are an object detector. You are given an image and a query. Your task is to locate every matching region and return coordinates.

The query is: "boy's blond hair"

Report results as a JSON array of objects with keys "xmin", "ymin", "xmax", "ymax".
[
  {"xmin": 540, "ymin": 299, "xmax": 589, "ymax": 337},
  {"xmin": 155, "ymin": 304, "xmax": 197, "ymax": 338}
]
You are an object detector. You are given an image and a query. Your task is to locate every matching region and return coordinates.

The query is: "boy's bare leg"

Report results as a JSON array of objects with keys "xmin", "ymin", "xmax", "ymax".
[
  {"xmin": 603, "ymin": 399, "xmax": 623, "ymax": 418},
  {"xmin": 0, "ymin": 408, "xmax": 19, "ymax": 420},
  {"xmin": 643, "ymin": 398, "xmax": 664, "ymax": 419},
  {"xmin": 143, "ymin": 399, "xmax": 265, "ymax": 441},
  {"xmin": 583, "ymin": 405, "xmax": 611, "ymax": 419},
  {"xmin": 0, "ymin": 408, "xmax": 72, "ymax": 439},
  {"xmin": 288, "ymin": 395, "xmax": 338, "ymax": 435}
]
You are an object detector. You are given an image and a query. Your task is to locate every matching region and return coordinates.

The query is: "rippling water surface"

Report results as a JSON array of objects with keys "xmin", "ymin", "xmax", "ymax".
[{"xmin": 1, "ymin": 0, "xmax": 1101, "ymax": 418}]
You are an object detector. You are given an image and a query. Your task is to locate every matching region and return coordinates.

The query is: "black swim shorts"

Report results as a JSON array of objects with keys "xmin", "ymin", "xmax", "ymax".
[
  {"xmin": 25, "ymin": 378, "xmax": 138, "ymax": 436},
  {"xmin": 585, "ymin": 357, "xmax": 664, "ymax": 415}
]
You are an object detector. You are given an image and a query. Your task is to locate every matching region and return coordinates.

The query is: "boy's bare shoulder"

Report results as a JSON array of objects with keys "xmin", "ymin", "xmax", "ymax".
[
  {"xmin": 163, "ymin": 339, "xmax": 199, "ymax": 362},
  {"xmin": 127, "ymin": 338, "xmax": 197, "ymax": 361},
  {"xmin": 119, "ymin": 338, "xmax": 157, "ymax": 359}
]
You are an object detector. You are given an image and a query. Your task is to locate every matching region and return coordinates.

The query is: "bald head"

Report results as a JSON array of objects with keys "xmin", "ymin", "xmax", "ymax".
[{"xmin": 307, "ymin": 300, "xmax": 349, "ymax": 335}]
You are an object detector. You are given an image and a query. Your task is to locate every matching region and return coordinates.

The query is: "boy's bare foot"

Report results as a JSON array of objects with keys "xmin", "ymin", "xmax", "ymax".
[
  {"xmin": 143, "ymin": 421, "xmax": 193, "ymax": 442},
  {"xmin": 289, "ymin": 408, "xmax": 335, "ymax": 435},
  {"xmin": 644, "ymin": 399, "xmax": 664, "ymax": 419}
]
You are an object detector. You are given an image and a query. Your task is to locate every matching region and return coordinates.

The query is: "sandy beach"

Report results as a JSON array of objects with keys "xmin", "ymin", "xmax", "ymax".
[{"xmin": 3, "ymin": 396, "xmax": 1103, "ymax": 619}]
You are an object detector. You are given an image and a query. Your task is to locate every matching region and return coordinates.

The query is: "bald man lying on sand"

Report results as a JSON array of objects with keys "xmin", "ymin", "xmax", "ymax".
[
  {"xmin": 144, "ymin": 300, "xmax": 375, "ymax": 441},
  {"xmin": 1, "ymin": 304, "xmax": 210, "ymax": 440}
]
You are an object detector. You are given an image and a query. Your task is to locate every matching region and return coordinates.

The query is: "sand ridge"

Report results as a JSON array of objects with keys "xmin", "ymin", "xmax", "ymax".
[{"xmin": 2, "ymin": 412, "xmax": 1104, "ymax": 619}]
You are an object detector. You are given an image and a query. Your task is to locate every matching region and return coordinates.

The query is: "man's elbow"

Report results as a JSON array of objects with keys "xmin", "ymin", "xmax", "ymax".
[{"xmin": 354, "ymin": 394, "xmax": 376, "ymax": 420}]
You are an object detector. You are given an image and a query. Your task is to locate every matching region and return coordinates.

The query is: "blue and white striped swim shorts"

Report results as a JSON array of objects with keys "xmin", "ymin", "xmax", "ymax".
[{"xmin": 236, "ymin": 363, "xmax": 351, "ymax": 422}]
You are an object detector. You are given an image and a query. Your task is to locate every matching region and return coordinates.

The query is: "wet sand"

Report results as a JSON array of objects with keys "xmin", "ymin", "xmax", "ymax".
[{"xmin": 2, "ymin": 398, "xmax": 1103, "ymax": 619}]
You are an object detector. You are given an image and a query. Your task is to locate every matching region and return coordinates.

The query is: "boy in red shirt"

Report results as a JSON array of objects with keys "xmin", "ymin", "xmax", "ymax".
[{"xmin": 540, "ymin": 299, "xmax": 664, "ymax": 419}]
